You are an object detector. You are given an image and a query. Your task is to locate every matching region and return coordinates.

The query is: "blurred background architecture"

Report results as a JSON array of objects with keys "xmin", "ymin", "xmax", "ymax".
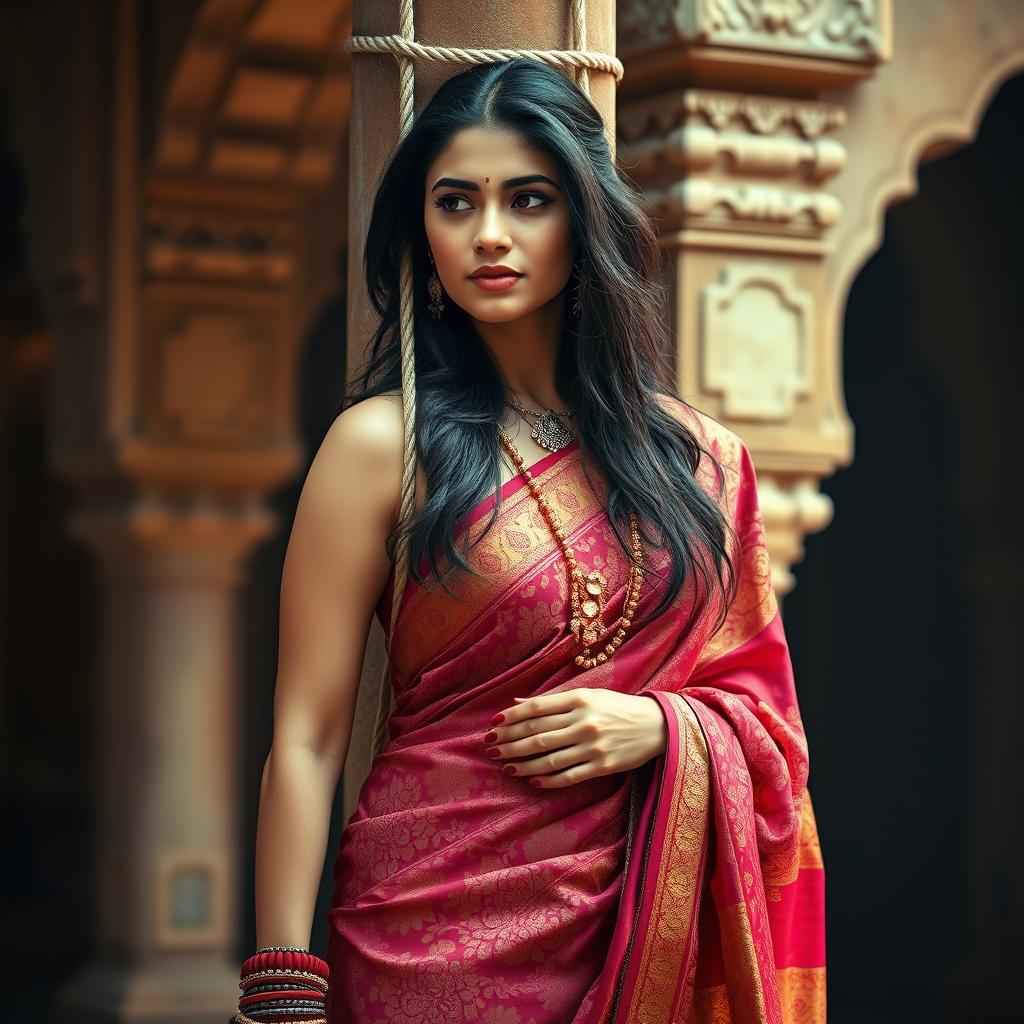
[{"xmin": 1, "ymin": 1, "xmax": 1022, "ymax": 1021}]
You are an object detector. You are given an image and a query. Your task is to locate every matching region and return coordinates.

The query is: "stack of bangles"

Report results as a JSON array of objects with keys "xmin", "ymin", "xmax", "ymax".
[{"xmin": 230, "ymin": 946, "xmax": 330, "ymax": 1024}]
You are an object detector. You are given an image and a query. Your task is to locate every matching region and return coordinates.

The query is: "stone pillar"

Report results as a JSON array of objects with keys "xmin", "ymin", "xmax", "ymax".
[
  {"xmin": 56, "ymin": 501, "xmax": 276, "ymax": 1021},
  {"xmin": 343, "ymin": 0, "xmax": 618, "ymax": 822},
  {"xmin": 616, "ymin": 0, "xmax": 894, "ymax": 594}
]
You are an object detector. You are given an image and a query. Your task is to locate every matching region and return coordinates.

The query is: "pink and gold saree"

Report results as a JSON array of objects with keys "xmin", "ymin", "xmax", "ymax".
[{"xmin": 325, "ymin": 403, "xmax": 826, "ymax": 1023}]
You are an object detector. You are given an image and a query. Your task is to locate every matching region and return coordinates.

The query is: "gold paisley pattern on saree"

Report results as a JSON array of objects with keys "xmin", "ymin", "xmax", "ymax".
[
  {"xmin": 798, "ymin": 788, "xmax": 823, "ymax": 869},
  {"xmin": 683, "ymin": 702, "xmax": 784, "ymax": 1013},
  {"xmin": 718, "ymin": 901, "xmax": 769, "ymax": 1024},
  {"xmin": 363, "ymin": 950, "xmax": 540, "ymax": 1023},
  {"xmin": 748, "ymin": 700, "xmax": 810, "ymax": 890},
  {"xmin": 691, "ymin": 506, "xmax": 777, "ymax": 674},
  {"xmin": 625, "ymin": 694, "xmax": 710, "ymax": 1023},
  {"xmin": 692, "ymin": 966, "xmax": 826, "ymax": 1024},
  {"xmin": 775, "ymin": 965, "xmax": 827, "ymax": 1024},
  {"xmin": 762, "ymin": 785, "xmax": 822, "ymax": 895},
  {"xmin": 659, "ymin": 399, "xmax": 779, "ymax": 672},
  {"xmin": 758, "ymin": 700, "xmax": 809, "ymax": 762},
  {"xmin": 389, "ymin": 449, "xmax": 605, "ymax": 686},
  {"xmin": 414, "ymin": 827, "xmax": 624, "ymax": 968},
  {"xmin": 342, "ymin": 766, "xmax": 476, "ymax": 904}
]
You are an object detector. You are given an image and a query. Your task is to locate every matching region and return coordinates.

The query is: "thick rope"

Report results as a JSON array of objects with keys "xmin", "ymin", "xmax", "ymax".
[{"xmin": 347, "ymin": 0, "xmax": 618, "ymax": 762}]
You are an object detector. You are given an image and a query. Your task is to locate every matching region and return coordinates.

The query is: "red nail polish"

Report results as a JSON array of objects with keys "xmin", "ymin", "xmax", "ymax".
[
  {"xmin": 483, "ymin": 730, "xmax": 498, "ymax": 743},
  {"xmin": 503, "ymin": 764, "xmax": 517, "ymax": 775},
  {"xmin": 486, "ymin": 747, "xmax": 501, "ymax": 759},
  {"xmin": 490, "ymin": 713, "xmax": 505, "ymax": 726},
  {"xmin": 529, "ymin": 778, "xmax": 542, "ymax": 787}
]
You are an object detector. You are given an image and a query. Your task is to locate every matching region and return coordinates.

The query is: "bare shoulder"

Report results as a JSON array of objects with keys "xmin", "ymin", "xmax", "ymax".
[
  {"xmin": 315, "ymin": 389, "xmax": 425, "ymax": 520},
  {"xmin": 322, "ymin": 393, "xmax": 403, "ymax": 470},
  {"xmin": 304, "ymin": 393, "xmax": 403, "ymax": 530}
]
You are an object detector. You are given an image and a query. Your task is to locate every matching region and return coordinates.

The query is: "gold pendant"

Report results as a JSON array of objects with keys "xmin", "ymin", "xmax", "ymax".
[{"xmin": 571, "ymin": 570, "xmax": 608, "ymax": 646}]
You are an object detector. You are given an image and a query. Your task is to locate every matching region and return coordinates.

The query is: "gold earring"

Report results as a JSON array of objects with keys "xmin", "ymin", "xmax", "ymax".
[
  {"xmin": 571, "ymin": 262, "xmax": 585, "ymax": 316},
  {"xmin": 427, "ymin": 252, "xmax": 445, "ymax": 319}
]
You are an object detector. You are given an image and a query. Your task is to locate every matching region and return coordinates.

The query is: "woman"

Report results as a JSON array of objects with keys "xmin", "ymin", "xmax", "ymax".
[{"xmin": 241, "ymin": 58, "xmax": 825, "ymax": 1024}]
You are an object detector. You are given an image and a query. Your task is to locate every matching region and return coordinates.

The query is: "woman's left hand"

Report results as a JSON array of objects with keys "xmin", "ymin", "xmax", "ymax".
[{"xmin": 482, "ymin": 687, "xmax": 667, "ymax": 789}]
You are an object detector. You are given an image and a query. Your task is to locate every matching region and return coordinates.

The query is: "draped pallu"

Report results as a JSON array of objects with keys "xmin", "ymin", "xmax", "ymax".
[{"xmin": 325, "ymin": 402, "xmax": 826, "ymax": 1023}]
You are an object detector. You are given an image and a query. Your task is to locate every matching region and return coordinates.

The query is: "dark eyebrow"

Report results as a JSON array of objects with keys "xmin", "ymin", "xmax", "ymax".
[{"xmin": 430, "ymin": 173, "xmax": 562, "ymax": 193}]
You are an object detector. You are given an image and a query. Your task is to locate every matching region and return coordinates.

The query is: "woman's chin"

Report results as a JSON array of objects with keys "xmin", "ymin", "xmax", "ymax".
[{"xmin": 465, "ymin": 301, "xmax": 533, "ymax": 324}]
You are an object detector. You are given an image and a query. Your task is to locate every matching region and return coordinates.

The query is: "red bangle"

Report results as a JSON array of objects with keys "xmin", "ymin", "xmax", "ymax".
[{"xmin": 240, "ymin": 949, "xmax": 330, "ymax": 982}]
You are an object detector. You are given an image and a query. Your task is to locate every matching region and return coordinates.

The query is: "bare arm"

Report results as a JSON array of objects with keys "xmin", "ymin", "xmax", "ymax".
[{"xmin": 253, "ymin": 395, "xmax": 405, "ymax": 948}]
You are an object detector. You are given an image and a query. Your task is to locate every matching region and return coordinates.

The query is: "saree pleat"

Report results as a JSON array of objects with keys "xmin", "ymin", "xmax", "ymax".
[{"xmin": 325, "ymin": 401, "xmax": 826, "ymax": 1024}]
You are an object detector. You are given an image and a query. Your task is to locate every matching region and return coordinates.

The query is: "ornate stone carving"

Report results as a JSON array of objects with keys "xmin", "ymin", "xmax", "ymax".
[
  {"xmin": 646, "ymin": 178, "xmax": 841, "ymax": 232},
  {"xmin": 680, "ymin": 90, "xmax": 846, "ymax": 139},
  {"xmin": 620, "ymin": 88, "xmax": 846, "ymax": 241},
  {"xmin": 701, "ymin": 263, "xmax": 813, "ymax": 420},
  {"xmin": 699, "ymin": 0, "xmax": 887, "ymax": 58},
  {"xmin": 145, "ymin": 203, "xmax": 295, "ymax": 283},
  {"xmin": 618, "ymin": 0, "xmax": 680, "ymax": 52},
  {"xmin": 614, "ymin": 0, "xmax": 888, "ymax": 88}
]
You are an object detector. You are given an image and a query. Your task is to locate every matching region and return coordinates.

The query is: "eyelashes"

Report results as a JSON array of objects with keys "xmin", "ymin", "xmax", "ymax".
[{"xmin": 433, "ymin": 192, "xmax": 553, "ymax": 214}]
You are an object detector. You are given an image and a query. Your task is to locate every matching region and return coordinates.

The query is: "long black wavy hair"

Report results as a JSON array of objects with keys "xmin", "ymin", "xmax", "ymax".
[{"xmin": 339, "ymin": 58, "xmax": 737, "ymax": 635}]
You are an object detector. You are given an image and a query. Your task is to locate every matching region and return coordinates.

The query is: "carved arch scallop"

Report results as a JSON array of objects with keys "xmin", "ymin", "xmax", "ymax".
[
  {"xmin": 814, "ymin": 9, "xmax": 1024, "ymax": 461},
  {"xmin": 827, "ymin": 47, "xmax": 1024, "ymax": 314}
]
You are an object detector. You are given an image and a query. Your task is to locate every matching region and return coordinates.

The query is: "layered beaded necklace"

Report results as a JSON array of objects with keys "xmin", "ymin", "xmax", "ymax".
[{"xmin": 496, "ymin": 420, "xmax": 644, "ymax": 669}]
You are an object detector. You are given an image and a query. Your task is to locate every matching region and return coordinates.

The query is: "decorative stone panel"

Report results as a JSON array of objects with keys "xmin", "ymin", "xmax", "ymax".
[
  {"xmin": 148, "ymin": 307, "xmax": 274, "ymax": 445},
  {"xmin": 701, "ymin": 262, "xmax": 813, "ymax": 420}
]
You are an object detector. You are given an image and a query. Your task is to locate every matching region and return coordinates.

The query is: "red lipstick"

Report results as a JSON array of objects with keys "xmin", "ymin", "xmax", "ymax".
[{"xmin": 468, "ymin": 264, "xmax": 523, "ymax": 291}]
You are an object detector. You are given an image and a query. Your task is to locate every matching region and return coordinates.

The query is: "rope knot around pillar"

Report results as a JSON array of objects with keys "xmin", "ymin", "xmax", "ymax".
[{"xmin": 344, "ymin": 34, "xmax": 625, "ymax": 87}]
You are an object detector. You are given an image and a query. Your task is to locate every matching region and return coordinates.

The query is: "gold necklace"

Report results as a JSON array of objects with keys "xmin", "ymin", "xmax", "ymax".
[{"xmin": 496, "ymin": 423, "xmax": 644, "ymax": 669}]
